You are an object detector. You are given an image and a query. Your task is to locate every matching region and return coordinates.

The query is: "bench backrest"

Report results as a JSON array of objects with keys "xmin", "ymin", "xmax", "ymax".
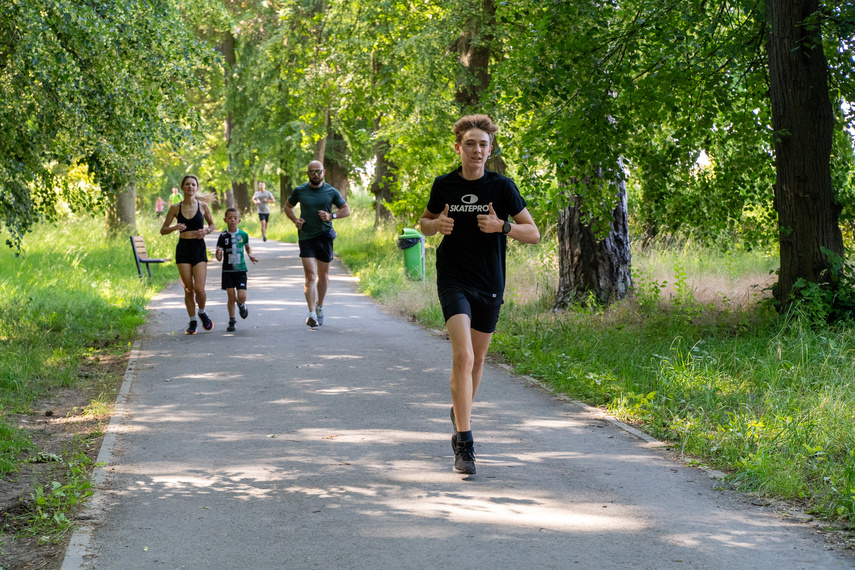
[{"xmin": 131, "ymin": 236, "xmax": 150, "ymax": 260}]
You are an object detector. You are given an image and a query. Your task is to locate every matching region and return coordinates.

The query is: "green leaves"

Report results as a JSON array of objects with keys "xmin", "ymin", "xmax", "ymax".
[{"xmin": 1, "ymin": 0, "xmax": 212, "ymax": 248}]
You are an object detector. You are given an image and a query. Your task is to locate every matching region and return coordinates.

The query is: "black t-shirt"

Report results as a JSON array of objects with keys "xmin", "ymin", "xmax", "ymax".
[{"xmin": 426, "ymin": 168, "xmax": 527, "ymax": 300}]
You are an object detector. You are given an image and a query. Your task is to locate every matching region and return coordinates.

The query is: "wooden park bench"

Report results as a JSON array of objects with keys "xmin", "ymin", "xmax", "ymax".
[{"xmin": 130, "ymin": 236, "xmax": 170, "ymax": 279}]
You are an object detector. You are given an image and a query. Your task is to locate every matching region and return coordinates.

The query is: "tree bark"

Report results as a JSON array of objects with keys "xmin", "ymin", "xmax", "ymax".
[
  {"xmin": 279, "ymin": 167, "xmax": 292, "ymax": 212},
  {"xmin": 324, "ymin": 131, "xmax": 348, "ymax": 200},
  {"xmin": 554, "ymin": 172, "xmax": 632, "ymax": 309},
  {"xmin": 766, "ymin": 0, "xmax": 843, "ymax": 303},
  {"xmin": 370, "ymin": 117, "xmax": 397, "ymax": 227},
  {"xmin": 453, "ymin": 0, "xmax": 494, "ymax": 110},
  {"xmin": 313, "ymin": 135, "xmax": 326, "ymax": 163},
  {"xmin": 108, "ymin": 181, "xmax": 136, "ymax": 234},
  {"xmin": 232, "ymin": 181, "xmax": 251, "ymax": 213},
  {"xmin": 452, "ymin": 0, "xmax": 506, "ymax": 175},
  {"xmin": 221, "ymin": 31, "xmax": 248, "ymax": 214}
]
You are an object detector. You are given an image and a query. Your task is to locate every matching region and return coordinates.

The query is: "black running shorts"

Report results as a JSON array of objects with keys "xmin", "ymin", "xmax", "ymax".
[
  {"xmin": 175, "ymin": 239, "xmax": 208, "ymax": 266},
  {"xmin": 221, "ymin": 271, "xmax": 247, "ymax": 290},
  {"xmin": 437, "ymin": 284, "xmax": 502, "ymax": 333},
  {"xmin": 298, "ymin": 235, "xmax": 334, "ymax": 263},
  {"xmin": 258, "ymin": 213, "xmax": 270, "ymax": 222}
]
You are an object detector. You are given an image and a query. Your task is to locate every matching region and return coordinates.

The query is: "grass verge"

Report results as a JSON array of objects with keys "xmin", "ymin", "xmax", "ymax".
[
  {"xmin": 332, "ymin": 195, "xmax": 855, "ymax": 523},
  {"xmin": 0, "ymin": 214, "xmax": 173, "ymax": 567}
]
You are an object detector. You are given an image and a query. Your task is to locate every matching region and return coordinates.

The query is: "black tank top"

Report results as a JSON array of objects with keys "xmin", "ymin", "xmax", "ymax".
[{"xmin": 177, "ymin": 202, "xmax": 204, "ymax": 232}]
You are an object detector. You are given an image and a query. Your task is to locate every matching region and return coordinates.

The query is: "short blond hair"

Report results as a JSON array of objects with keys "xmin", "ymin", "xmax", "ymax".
[{"xmin": 453, "ymin": 114, "xmax": 498, "ymax": 145}]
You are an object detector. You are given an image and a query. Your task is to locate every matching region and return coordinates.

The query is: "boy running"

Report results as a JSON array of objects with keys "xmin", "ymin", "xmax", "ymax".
[
  {"xmin": 419, "ymin": 115, "xmax": 540, "ymax": 475},
  {"xmin": 215, "ymin": 208, "xmax": 259, "ymax": 332}
]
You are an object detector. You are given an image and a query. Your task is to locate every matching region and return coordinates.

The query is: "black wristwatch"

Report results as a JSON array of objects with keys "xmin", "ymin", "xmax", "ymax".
[{"xmin": 502, "ymin": 219, "xmax": 511, "ymax": 235}]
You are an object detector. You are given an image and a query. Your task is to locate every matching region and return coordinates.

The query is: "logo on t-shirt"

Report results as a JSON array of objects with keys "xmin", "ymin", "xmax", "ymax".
[{"xmin": 450, "ymin": 194, "xmax": 488, "ymax": 213}]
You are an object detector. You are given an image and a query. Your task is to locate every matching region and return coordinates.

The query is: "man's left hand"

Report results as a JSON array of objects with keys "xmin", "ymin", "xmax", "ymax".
[{"xmin": 477, "ymin": 202, "xmax": 502, "ymax": 234}]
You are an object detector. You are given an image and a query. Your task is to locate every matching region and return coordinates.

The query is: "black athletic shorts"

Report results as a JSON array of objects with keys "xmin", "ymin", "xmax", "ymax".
[
  {"xmin": 221, "ymin": 271, "xmax": 247, "ymax": 290},
  {"xmin": 298, "ymin": 235, "xmax": 334, "ymax": 263},
  {"xmin": 175, "ymin": 239, "xmax": 208, "ymax": 266},
  {"xmin": 258, "ymin": 213, "xmax": 269, "ymax": 222},
  {"xmin": 437, "ymin": 284, "xmax": 503, "ymax": 334}
]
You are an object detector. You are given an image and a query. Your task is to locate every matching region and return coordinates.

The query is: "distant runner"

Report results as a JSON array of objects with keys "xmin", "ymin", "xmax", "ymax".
[
  {"xmin": 252, "ymin": 182, "xmax": 276, "ymax": 242},
  {"xmin": 169, "ymin": 186, "xmax": 182, "ymax": 206}
]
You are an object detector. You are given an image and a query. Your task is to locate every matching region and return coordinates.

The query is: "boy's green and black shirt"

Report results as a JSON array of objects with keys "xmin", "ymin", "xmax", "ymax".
[{"xmin": 217, "ymin": 229, "xmax": 250, "ymax": 272}]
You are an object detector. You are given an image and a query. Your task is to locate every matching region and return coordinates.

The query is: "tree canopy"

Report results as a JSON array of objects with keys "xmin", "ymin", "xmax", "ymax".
[
  {"xmin": 4, "ymin": 0, "xmax": 855, "ymax": 307},
  {"xmin": 1, "ymin": 0, "xmax": 212, "ymax": 247}
]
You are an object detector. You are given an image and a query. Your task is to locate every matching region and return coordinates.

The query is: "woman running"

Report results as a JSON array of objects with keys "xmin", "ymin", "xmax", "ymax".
[{"xmin": 161, "ymin": 174, "xmax": 217, "ymax": 334}]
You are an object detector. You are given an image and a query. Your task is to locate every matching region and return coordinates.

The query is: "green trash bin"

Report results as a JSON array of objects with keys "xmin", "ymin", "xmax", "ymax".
[{"xmin": 397, "ymin": 228, "xmax": 425, "ymax": 281}]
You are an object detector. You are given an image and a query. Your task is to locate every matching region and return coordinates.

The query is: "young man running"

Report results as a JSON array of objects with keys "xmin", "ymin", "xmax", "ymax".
[{"xmin": 419, "ymin": 115, "xmax": 540, "ymax": 475}]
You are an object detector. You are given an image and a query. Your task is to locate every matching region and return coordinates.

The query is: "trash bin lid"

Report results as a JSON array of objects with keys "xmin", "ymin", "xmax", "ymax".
[{"xmin": 399, "ymin": 228, "xmax": 423, "ymax": 239}]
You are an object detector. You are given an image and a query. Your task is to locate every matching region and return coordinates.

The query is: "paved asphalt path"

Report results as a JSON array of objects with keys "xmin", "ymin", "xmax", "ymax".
[{"xmin": 62, "ymin": 237, "xmax": 852, "ymax": 569}]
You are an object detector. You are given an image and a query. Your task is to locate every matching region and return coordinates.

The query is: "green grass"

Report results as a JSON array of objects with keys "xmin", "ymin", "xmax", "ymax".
[
  {"xmin": 23, "ymin": 450, "xmax": 96, "ymax": 542},
  {"xmin": 3, "ymin": 200, "xmax": 855, "ymax": 523},
  {"xmin": 0, "ymin": 214, "xmax": 173, "ymax": 469},
  {"xmin": 330, "ymin": 196, "xmax": 855, "ymax": 521}
]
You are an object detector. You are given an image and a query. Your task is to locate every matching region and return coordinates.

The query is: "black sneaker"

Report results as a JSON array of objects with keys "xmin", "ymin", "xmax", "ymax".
[
  {"xmin": 450, "ymin": 407, "xmax": 458, "ymax": 451},
  {"xmin": 239, "ymin": 304, "xmax": 248, "ymax": 319},
  {"xmin": 185, "ymin": 320, "xmax": 198, "ymax": 335},
  {"xmin": 227, "ymin": 319, "xmax": 236, "ymax": 332},
  {"xmin": 199, "ymin": 312, "xmax": 213, "ymax": 331},
  {"xmin": 453, "ymin": 439, "xmax": 476, "ymax": 475},
  {"xmin": 306, "ymin": 312, "xmax": 319, "ymax": 327}
]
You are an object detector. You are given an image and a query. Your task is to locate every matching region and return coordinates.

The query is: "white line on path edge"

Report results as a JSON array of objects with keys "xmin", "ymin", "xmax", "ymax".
[{"xmin": 61, "ymin": 340, "xmax": 140, "ymax": 569}]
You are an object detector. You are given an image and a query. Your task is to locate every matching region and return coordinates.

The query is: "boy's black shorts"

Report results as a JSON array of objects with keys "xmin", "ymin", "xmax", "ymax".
[
  {"xmin": 221, "ymin": 271, "xmax": 247, "ymax": 290},
  {"xmin": 437, "ymin": 283, "xmax": 502, "ymax": 334}
]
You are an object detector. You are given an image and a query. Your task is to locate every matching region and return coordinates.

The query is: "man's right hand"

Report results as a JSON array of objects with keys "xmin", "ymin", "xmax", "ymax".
[
  {"xmin": 437, "ymin": 204, "xmax": 454, "ymax": 235},
  {"xmin": 294, "ymin": 218, "xmax": 305, "ymax": 230}
]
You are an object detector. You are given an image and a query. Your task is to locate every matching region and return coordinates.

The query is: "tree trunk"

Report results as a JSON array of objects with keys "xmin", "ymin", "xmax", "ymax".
[
  {"xmin": 766, "ymin": 0, "xmax": 843, "ymax": 304},
  {"xmin": 554, "ymin": 173, "xmax": 632, "ymax": 309},
  {"xmin": 108, "ymin": 181, "xmax": 136, "ymax": 234},
  {"xmin": 452, "ymin": 0, "xmax": 506, "ymax": 175},
  {"xmin": 232, "ymin": 181, "xmax": 251, "ymax": 214},
  {"xmin": 370, "ymin": 117, "xmax": 397, "ymax": 227},
  {"xmin": 221, "ymin": 31, "xmax": 248, "ymax": 215},
  {"xmin": 279, "ymin": 169, "xmax": 292, "ymax": 212},
  {"xmin": 453, "ymin": 0, "xmax": 495, "ymax": 111},
  {"xmin": 324, "ymin": 131, "xmax": 348, "ymax": 200},
  {"xmin": 313, "ymin": 136, "xmax": 326, "ymax": 162}
]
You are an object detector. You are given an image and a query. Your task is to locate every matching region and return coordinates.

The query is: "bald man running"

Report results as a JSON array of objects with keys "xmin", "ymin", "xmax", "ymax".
[{"xmin": 283, "ymin": 161, "xmax": 351, "ymax": 327}]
